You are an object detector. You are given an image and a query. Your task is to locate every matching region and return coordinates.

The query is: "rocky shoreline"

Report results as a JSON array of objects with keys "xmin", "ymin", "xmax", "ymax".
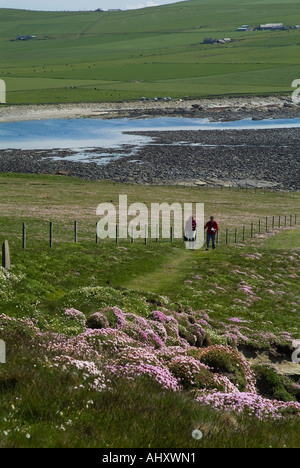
[
  {"xmin": 0, "ymin": 126, "xmax": 299, "ymax": 191},
  {"xmin": 1, "ymin": 97, "xmax": 300, "ymax": 190},
  {"xmin": 1, "ymin": 95, "xmax": 300, "ymax": 123}
]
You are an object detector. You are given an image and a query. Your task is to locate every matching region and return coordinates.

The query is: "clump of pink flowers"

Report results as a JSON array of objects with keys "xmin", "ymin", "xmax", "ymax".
[
  {"xmin": 168, "ymin": 355, "xmax": 212, "ymax": 389},
  {"xmin": 197, "ymin": 392, "xmax": 300, "ymax": 421},
  {"xmin": 2, "ymin": 302, "xmax": 299, "ymax": 422},
  {"xmin": 52, "ymin": 355, "xmax": 109, "ymax": 392},
  {"xmin": 106, "ymin": 362, "xmax": 180, "ymax": 391},
  {"xmin": 198, "ymin": 345, "xmax": 256, "ymax": 394},
  {"xmin": 65, "ymin": 308, "xmax": 86, "ymax": 327},
  {"xmin": 228, "ymin": 317, "xmax": 249, "ymax": 324}
]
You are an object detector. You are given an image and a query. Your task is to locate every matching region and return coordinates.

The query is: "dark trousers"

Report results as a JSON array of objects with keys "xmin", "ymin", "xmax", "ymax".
[{"xmin": 207, "ymin": 232, "xmax": 216, "ymax": 250}]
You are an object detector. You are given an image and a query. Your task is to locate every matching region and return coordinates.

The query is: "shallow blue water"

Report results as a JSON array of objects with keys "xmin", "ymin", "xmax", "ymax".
[{"xmin": 0, "ymin": 116, "xmax": 300, "ymax": 151}]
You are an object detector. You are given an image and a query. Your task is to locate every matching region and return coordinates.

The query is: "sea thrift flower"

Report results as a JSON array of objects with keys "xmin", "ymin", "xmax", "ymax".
[
  {"xmin": 213, "ymin": 374, "xmax": 239, "ymax": 393},
  {"xmin": 65, "ymin": 308, "xmax": 86, "ymax": 326},
  {"xmin": 197, "ymin": 392, "xmax": 300, "ymax": 421},
  {"xmin": 104, "ymin": 307, "xmax": 127, "ymax": 329},
  {"xmin": 168, "ymin": 355, "xmax": 212, "ymax": 389},
  {"xmin": 53, "ymin": 355, "xmax": 108, "ymax": 392},
  {"xmin": 228, "ymin": 317, "xmax": 248, "ymax": 324},
  {"xmin": 149, "ymin": 311, "xmax": 169, "ymax": 323},
  {"xmin": 198, "ymin": 345, "xmax": 256, "ymax": 394},
  {"xmin": 3, "ymin": 304, "xmax": 300, "ymax": 422},
  {"xmin": 106, "ymin": 362, "xmax": 179, "ymax": 391}
]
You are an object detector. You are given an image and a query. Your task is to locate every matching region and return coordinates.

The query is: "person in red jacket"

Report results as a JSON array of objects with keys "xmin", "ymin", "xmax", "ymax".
[
  {"xmin": 184, "ymin": 216, "xmax": 197, "ymax": 249},
  {"xmin": 205, "ymin": 216, "xmax": 219, "ymax": 251}
]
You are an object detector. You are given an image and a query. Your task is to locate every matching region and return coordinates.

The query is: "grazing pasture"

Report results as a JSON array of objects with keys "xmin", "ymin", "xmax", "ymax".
[{"xmin": 1, "ymin": 0, "xmax": 300, "ymax": 103}]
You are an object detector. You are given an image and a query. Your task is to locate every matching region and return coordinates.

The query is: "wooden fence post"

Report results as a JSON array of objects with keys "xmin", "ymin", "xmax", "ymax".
[
  {"xmin": 74, "ymin": 221, "xmax": 78, "ymax": 243},
  {"xmin": 22, "ymin": 222, "xmax": 26, "ymax": 249},
  {"xmin": 50, "ymin": 222, "xmax": 53, "ymax": 248},
  {"xmin": 2, "ymin": 240, "xmax": 10, "ymax": 270}
]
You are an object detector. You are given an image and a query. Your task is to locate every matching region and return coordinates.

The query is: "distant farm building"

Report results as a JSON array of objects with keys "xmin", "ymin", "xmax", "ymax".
[
  {"xmin": 238, "ymin": 23, "xmax": 298, "ymax": 32},
  {"xmin": 203, "ymin": 37, "xmax": 232, "ymax": 45},
  {"xmin": 237, "ymin": 25, "xmax": 251, "ymax": 31},
  {"xmin": 259, "ymin": 23, "xmax": 285, "ymax": 30},
  {"xmin": 203, "ymin": 38, "xmax": 217, "ymax": 44},
  {"xmin": 17, "ymin": 35, "xmax": 36, "ymax": 41}
]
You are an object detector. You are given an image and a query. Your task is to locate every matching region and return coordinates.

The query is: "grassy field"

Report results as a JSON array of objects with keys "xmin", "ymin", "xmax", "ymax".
[
  {"xmin": 1, "ymin": 0, "xmax": 300, "ymax": 103},
  {"xmin": 1, "ymin": 174, "xmax": 300, "ymax": 447}
]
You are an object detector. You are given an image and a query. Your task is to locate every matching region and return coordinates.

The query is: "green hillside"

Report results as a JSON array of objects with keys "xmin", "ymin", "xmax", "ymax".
[
  {"xmin": 0, "ymin": 0, "xmax": 300, "ymax": 103},
  {"xmin": 1, "ymin": 174, "xmax": 300, "ymax": 447}
]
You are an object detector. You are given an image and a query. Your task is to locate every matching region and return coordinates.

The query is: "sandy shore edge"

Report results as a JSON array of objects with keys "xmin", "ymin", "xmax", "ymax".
[{"xmin": 0, "ymin": 96, "xmax": 299, "ymax": 123}]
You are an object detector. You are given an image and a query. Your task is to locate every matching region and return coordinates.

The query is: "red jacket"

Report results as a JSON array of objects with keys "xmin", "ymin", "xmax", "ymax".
[{"xmin": 205, "ymin": 220, "xmax": 219, "ymax": 234}]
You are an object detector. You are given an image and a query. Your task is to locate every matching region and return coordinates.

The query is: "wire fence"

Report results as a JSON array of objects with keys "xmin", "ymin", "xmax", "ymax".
[
  {"xmin": 14, "ymin": 213, "xmax": 299, "ymax": 249},
  {"xmin": 1, "ymin": 212, "xmax": 299, "ymax": 269}
]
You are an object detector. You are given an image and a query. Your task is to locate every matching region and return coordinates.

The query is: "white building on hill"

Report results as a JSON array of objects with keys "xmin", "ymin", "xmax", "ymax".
[{"xmin": 259, "ymin": 23, "xmax": 285, "ymax": 30}]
